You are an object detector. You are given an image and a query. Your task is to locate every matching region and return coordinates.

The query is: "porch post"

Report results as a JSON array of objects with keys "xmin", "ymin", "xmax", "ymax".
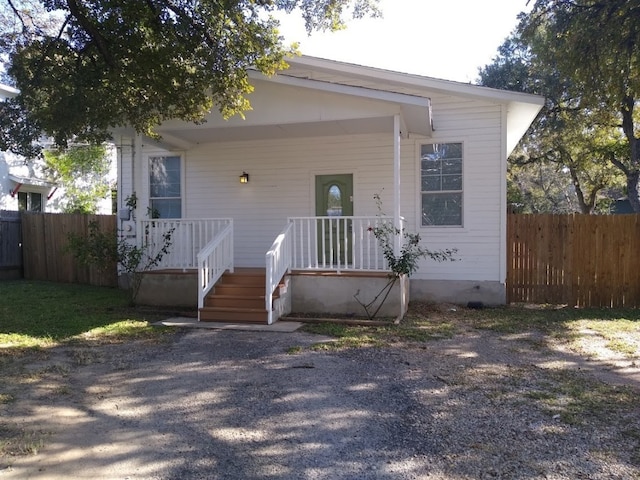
[{"xmin": 393, "ymin": 114, "xmax": 401, "ymax": 256}]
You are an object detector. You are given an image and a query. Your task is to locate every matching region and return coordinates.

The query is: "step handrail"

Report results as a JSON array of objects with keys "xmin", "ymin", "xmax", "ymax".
[
  {"xmin": 197, "ymin": 222, "xmax": 234, "ymax": 311},
  {"xmin": 265, "ymin": 222, "xmax": 293, "ymax": 324}
]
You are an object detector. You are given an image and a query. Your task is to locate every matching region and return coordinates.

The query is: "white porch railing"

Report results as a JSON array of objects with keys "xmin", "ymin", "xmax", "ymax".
[
  {"xmin": 139, "ymin": 218, "xmax": 232, "ymax": 270},
  {"xmin": 197, "ymin": 222, "xmax": 234, "ymax": 310},
  {"xmin": 287, "ymin": 216, "xmax": 401, "ymax": 272},
  {"xmin": 265, "ymin": 222, "xmax": 293, "ymax": 325}
]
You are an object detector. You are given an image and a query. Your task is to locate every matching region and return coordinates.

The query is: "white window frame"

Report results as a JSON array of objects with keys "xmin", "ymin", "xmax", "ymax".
[
  {"xmin": 148, "ymin": 154, "xmax": 183, "ymax": 219},
  {"xmin": 419, "ymin": 141, "xmax": 464, "ymax": 228}
]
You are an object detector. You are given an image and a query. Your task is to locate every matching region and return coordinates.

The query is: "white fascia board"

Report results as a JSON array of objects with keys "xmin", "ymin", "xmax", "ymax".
[
  {"xmin": 8, "ymin": 174, "xmax": 56, "ymax": 189},
  {"xmin": 0, "ymin": 83, "xmax": 19, "ymax": 99},
  {"xmin": 251, "ymin": 69, "xmax": 432, "ymax": 110},
  {"xmin": 401, "ymin": 104, "xmax": 433, "ymax": 137},
  {"xmin": 286, "ymin": 56, "xmax": 545, "ymax": 107},
  {"xmin": 143, "ymin": 132, "xmax": 194, "ymax": 151},
  {"xmin": 251, "ymin": 69, "xmax": 433, "ymax": 137},
  {"xmin": 506, "ymin": 101, "xmax": 544, "ymax": 155}
]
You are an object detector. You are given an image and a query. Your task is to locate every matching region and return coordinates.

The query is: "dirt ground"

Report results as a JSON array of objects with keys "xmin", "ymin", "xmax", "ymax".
[{"xmin": 1, "ymin": 314, "xmax": 639, "ymax": 480}]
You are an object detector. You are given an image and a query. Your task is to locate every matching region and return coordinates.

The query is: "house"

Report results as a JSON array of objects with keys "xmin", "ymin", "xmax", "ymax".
[
  {"xmin": 112, "ymin": 56, "xmax": 544, "ymax": 323},
  {"xmin": 0, "ymin": 83, "xmax": 116, "ymax": 214},
  {"xmin": 0, "ymin": 84, "xmax": 58, "ymax": 213}
]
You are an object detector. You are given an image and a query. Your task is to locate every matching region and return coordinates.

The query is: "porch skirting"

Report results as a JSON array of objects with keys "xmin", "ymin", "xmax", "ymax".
[
  {"xmin": 128, "ymin": 271, "xmax": 505, "ymax": 316},
  {"xmin": 290, "ymin": 271, "xmax": 408, "ymax": 318},
  {"xmin": 410, "ymin": 279, "xmax": 506, "ymax": 306},
  {"xmin": 131, "ymin": 270, "xmax": 198, "ymax": 308}
]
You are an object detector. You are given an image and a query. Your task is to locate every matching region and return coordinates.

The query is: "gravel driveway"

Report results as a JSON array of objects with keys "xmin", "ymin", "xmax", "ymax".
[{"xmin": 1, "ymin": 324, "xmax": 639, "ymax": 480}]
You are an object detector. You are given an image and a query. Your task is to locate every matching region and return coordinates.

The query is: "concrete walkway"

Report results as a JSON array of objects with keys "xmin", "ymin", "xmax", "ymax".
[{"xmin": 154, "ymin": 317, "xmax": 303, "ymax": 332}]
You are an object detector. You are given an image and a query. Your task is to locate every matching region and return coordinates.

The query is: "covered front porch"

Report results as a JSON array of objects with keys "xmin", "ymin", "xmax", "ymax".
[
  {"xmin": 116, "ymin": 57, "xmax": 440, "ymax": 323},
  {"xmin": 134, "ymin": 216, "xmax": 408, "ymax": 324}
]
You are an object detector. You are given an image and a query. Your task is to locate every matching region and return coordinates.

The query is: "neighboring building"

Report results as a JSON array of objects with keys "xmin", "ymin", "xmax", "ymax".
[
  {"xmin": 0, "ymin": 84, "xmax": 56, "ymax": 212},
  {"xmin": 0, "ymin": 83, "xmax": 116, "ymax": 214},
  {"xmin": 111, "ymin": 56, "xmax": 544, "ymax": 321}
]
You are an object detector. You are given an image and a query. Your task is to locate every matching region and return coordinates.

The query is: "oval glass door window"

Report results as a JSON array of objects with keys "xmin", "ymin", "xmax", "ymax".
[{"xmin": 326, "ymin": 184, "xmax": 342, "ymax": 216}]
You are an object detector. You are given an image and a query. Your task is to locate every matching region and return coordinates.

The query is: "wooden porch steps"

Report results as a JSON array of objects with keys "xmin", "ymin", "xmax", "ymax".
[{"xmin": 199, "ymin": 268, "xmax": 281, "ymax": 324}]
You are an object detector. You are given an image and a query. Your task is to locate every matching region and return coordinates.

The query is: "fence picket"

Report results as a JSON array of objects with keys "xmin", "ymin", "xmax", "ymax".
[
  {"xmin": 21, "ymin": 212, "xmax": 117, "ymax": 287},
  {"xmin": 507, "ymin": 213, "xmax": 640, "ymax": 307}
]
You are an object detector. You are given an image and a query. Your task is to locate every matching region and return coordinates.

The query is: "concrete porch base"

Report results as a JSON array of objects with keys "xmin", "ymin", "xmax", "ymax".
[
  {"xmin": 290, "ymin": 271, "xmax": 408, "ymax": 319},
  {"xmin": 131, "ymin": 269, "xmax": 198, "ymax": 308},
  {"xmin": 130, "ymin": 269, "xmax": 411, "ymax": 320}
]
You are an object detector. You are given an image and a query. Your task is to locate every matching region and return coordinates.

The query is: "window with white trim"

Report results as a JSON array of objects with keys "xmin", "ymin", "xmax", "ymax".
[
  {"xmin": 149, "ymin": 155, "xmax": 182, "ymax": 218},
  {"xmin": 421, "ymin": 143, "xmax": 463, "ymax": 226}
]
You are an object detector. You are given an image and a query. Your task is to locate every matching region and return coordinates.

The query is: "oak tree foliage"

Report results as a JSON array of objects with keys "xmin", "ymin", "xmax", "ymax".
[
  {"xmin": 44, "ymin": 144, "xmax": 111, "ymax": 213},
  {"xmin": 479, "ymin": 0, "xmax": 638, "ymax": 213},
  {"xmin": 0, "ymin": 0, "xmax": 380, "ymax": 156}
]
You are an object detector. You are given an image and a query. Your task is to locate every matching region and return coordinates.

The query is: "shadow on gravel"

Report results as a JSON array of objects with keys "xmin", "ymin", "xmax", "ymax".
[{"xmin": 2, "ymin": 326, "xmax": 639, "ymax": 479}]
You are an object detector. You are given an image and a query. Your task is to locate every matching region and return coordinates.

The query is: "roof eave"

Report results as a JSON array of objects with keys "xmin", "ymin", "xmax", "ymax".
[
  {"xmin": 506, "ymin": 100, "xmax": 544, "ymax": 155},
  {"xmin": 285, "ymin": 55, "xmax": 545, "ymax": 106}
]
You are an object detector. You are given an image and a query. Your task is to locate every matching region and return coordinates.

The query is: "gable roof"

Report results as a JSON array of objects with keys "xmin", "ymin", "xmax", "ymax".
[
  {"xmin": 132, "ymin": 55, "xmax": 544, "ymax": 152},
  {"xmin": 280, "ymin": 56, "xmax": 544, "ymax": 154}
]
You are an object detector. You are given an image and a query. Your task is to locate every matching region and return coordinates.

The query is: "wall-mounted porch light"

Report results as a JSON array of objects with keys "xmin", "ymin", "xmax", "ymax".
[{"xmin": 239, "ymin": 172, "xmax": 249, "ymax": 184}]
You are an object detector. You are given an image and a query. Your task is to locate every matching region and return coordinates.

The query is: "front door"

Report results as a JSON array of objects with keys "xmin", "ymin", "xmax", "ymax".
[{"xmin": 315, "ymin": 174, "xmax": 353, "ymax": 266}]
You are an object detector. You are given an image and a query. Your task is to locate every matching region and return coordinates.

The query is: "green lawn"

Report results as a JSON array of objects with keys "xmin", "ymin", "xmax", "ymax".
[
  {"xmin": 0, "ymin": 280, "xmax": 171, "ymax": 349},
  {"xmin": 301, "ymin": 302, "xmax": 640, "ymax": 355},
  {"xmin": 3, "ymin": 280, "xmax": 639, "ymax": 358}
]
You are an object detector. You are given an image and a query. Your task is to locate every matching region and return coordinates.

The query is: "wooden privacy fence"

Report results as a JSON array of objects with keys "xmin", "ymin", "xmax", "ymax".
[
  {"xmin": 507, "ymin": 214, "xmax": 640, "ymax": 308},
  {"xmin": 21, "ymin": 213, "xmax": 118, "ymax": 287},
  {"xmin": 0, "ymin": 210, "xmax": 22, "ymax": 280}
]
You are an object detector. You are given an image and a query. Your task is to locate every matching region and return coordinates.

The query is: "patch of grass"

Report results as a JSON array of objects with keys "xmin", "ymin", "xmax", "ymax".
[
  {"xmin": 286, "ymin": 346, "xmax": 303, "ymax": 354},
  {"xmin": 52, "ymin": 386, "xmax": 72, "ymax": 396},
  {"xmin": 301, "ymin": 316, "xmax": 458, "ymax": 350},
  {"xmin": 69, "ymin": 348, "xmax": 103, "ymax": 366},
  {"xmin": 570, "ymin": 318, "xmax": 640, "ymax": 358},
  {"xmin": 605, "ymin": 339, "xmax": 638, "ymax": 357},
  {"xmin": 524, "ymin": 390, "xmax": 556, "ymax": 401},
  {"xmin": 75, "ymin": 320, "xmax": 161, "ymax": 343},
  {"xmin": 528, "ymin": 369, "xmax": 637, "ymax": 426},
  {"xmin": 302, "ymin": 322, "xmax": 355, "ymax": 338},
  {"xmin": 302, "ymin": 323, "xmax": 386, "ymax": 350},
  {"xmin": 470, "ymin": 305, "xmax": 579, "ymax": 336},
  {"xmin": 0, "ymin": 280, "xmax": 171, "ymax": 350},
  {"xmin": 469, "ymin": 305, "xmax": 640, "ymax": 349},
  {"xmin": 0, "ymin": 426, "xmax": 48, "ymax": 457},
  {"xmin": 311, "ymin": 334, "xmax": 384, "ymax": 351},
  {"xmin": 301, "ymin": 303, "xmax": 640, "ymax": 361}
]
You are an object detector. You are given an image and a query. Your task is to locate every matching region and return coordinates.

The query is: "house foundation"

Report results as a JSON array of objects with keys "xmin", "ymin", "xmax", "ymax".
[
  {"xmin": 290, "ymin": 272, "xmax": 408, "ymax": 318},
  {"xmin": 410, "ymin": 279, "xmax": 506, "ymax": 306},
  {"xmin": 133, "ymin": 270, "xmax": 198, "ymax": 308}
]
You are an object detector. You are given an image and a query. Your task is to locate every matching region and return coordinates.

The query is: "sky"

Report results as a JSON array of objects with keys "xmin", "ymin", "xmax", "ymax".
[{"xmin": 276, "ymin": 0, "xmax": 533, "ymax": 83}]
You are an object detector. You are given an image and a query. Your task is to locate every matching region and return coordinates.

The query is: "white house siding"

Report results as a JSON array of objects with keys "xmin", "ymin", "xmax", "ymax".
[
  {"xmin": 402, "ymin": 97, "xmax": 504, "ymax": 281},
  {"xmin": 400, "ymin": 94, "xmax": 506, "ymax": 303},
  {"xmin": 0, "ymin": 151, "xmax": 55, "ymax": 212},
  {"xmin": 130, "ymin": 95, "xmax": 507, "ymax": 300},
  {"xmin": 111, "ymin": 137, "xmax": 137, "ymax": 251},
  {"xmin": 171, "ymin": 133, "xmax": 396, "ymax": 268},
  {"xmin": 120, "ymin": 57, "xmax": 542, "ymax": 306}
]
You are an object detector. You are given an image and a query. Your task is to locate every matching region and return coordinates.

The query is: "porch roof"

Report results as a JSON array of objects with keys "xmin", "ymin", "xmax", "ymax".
[
  {"xmin": 137, "ymin": 55, "xmax": 543, "ymax": 152},
  {"xmin": 282, "ymin": 56, "xmax": 544, "ymax": 155},
  {"xmin": 8, "ymin": 174, "xmax": 56, "ymax": 189},
  {"xmin": 148, "ymin": 58, "xmax": 435, "ymax": 150}
]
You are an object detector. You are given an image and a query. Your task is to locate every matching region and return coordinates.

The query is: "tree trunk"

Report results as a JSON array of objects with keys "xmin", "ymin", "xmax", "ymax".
[
  {"xmin": 569, "ymin": 165, "xmax": 595, "ymax": 214},
  {"xmin": 627, "ymin": 170, "xmax": 640, "ymax": 213},
  {"xmin": 621, "ymin": 97, "xmax": 640, "ymax": 212}
]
